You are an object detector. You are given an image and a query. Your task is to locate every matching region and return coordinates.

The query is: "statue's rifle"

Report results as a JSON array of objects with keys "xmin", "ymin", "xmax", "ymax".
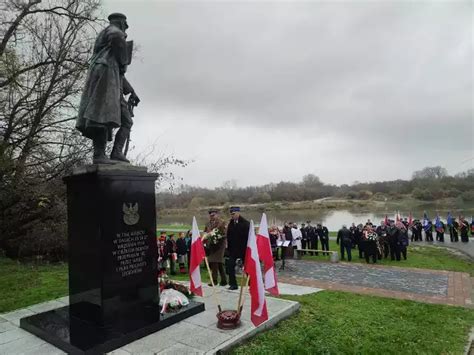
[{"xmin": 124, "ymin": 94, "xmax": 138, "ymax": 157}]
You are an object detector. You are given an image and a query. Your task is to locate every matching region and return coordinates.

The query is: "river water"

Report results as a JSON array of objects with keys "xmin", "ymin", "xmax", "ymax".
[{"xmin": 157, "ymin": 207, "xmax": 474, "ymax": 231}]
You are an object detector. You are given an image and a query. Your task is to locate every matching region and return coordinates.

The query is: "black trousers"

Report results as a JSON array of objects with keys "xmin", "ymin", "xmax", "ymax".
[
  {"xmin": 226, "ymin": 256, "xmax": 238, "ymax": 287},
  {"xmin": 310, "ymin": 238, "xmax": 318, "ymax": 255},
  {"xmin": 400, "ymin": 246, "xmax": 407, "ymax": 260},
  {"xmin": 383, "ymin": 242, "xmax": 390, "ymax": 258},
  {"xmin": 453, "ymin": 232, "xmax": 459, "ymax": 242},
  {"xmin": 390, "ymin": 243, "xmax": 401, "ymax": 261},
  {"xmin": 358, "ymin": 241, "xmax": 365, "ymax": 258},
  {"xmin": 437, "ymin": 233, "xmax": 444, "ymax": 242},
  {"xmin": 365, "ymin": 252, "xmax": 377, "ymax": 263},
  {"xmin": 279, "ymin": 247, "xmax": 288, "ymax": 270},
  {"xmin": 320, "ymin": 238, "xmax": 329, "ymax": 255},
  {"xmin": 425, "ymin": 232, "xmax": 433, "ymax": 242},
  {"xmin": 301, "ymin": 239, "xmax": 308, "ymax": 254},
  {"xmin": 340, "ymin": 243, "xmax": 352, "ymax": 261}
]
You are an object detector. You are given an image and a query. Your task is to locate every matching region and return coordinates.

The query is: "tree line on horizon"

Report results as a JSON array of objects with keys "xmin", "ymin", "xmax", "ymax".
[{"xmin": 157, "ymin": 166, "xmax": 474, "ymax": 210}]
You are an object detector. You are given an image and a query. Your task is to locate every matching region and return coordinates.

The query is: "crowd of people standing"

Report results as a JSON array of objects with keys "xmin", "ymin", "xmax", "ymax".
[{"xmin": 156, "ymin": 210, "xmax": 473, "ymax": 278}]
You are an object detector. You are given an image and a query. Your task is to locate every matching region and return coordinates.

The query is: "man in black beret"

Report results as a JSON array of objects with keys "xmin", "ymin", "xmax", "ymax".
[{"xmin": 226, "ymin": 207, "xmax": 250, "ymax": 290}]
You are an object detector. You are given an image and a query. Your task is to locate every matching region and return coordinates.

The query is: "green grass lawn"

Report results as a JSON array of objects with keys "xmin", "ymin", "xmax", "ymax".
[
  {"xmin": 0, "ymin": 257, "xmax": 68, "ymax": 313},
  {"xmin": 1, "ymin": 240, "xmax": 472, "ymax": 313},
  {"xmin": 301, "ymin": 240, "xmax": 474, "ymax": 275},
  {"xmin": 1, "ymin": 256, "xmax": 473, "ymax": 354},
  {"xmin": 233, "ymin": 290, "xmax": 474, "ymax": 355}
]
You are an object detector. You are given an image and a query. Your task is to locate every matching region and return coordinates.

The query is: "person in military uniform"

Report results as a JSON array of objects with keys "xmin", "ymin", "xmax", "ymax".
[
  {"xmin": 306, "ymin": 221, "xmax": 318, "ymax": 256},
  {"xmin": 317, "ymin": 223, "xmax": 330, "ymax": 255},
  {"xmin": 424, "ymin": 220, "xmax": 434, "ymax": 242},
  {"xmin": 387, "ymin": 220, "xmax": 401, "ymax": 261},
  {"xmin": 336, "ymin": 224, "xmax": 352, "ymax": 261},
  {"xmin": 376, "ymin": 221, "xmax": 389, "ymax": 259},
  {"xmin": 204, "ymin": 208, "xmax": 227, "ymax": 286},
  {"xmin": 226, "ymin": 206, "xmax": 250, "ymax": 290},
  {"xmin": 76, "ymin": 13, "xmax": 140, "ymax": 164},
  {"xmin": 300, "ymin": 223, "xmax": 308, "ymax": 255},
  {"xmin": 397, "ymin": 222, "xmax": 409, "ymax": 260},
  {"xmin": 452, "ymin": 219, "xmax": 459, "ymax": 242}
]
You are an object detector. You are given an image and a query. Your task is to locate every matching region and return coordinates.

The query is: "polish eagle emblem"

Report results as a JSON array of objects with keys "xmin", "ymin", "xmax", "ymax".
[{"xmin": 123, "ymin": 203, "xmax": 139, "ymax": 226}]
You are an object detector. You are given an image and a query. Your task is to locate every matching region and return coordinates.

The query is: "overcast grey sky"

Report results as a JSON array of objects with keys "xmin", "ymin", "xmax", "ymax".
[{"xmin": 103, "ymin": 0, "xmax": 473, "ymax": 188}]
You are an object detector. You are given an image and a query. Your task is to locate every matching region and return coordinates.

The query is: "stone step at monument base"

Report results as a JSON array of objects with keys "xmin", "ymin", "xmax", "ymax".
[{"xmin": 20, "ymin": 301, "xmax": 204, "ymax": 354}]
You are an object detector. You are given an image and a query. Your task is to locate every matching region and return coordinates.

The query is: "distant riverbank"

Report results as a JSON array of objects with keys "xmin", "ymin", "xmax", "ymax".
[
  {"xmin": 156, "ymin": 197, "xmax": 474, "ymax": 232},
  {"xmin": 157, "ymin": 196, "xmax": 474, "ymax": 216}
]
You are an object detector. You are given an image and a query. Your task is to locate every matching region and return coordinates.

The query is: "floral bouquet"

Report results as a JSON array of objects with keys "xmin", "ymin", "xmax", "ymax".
[
  {"xmin": 366, "ymin": 232, "xmax": 378, "ymax": 242},
  {"xmin": 202, "ymin": 228, "xmax": 225, "ymax": 246}
]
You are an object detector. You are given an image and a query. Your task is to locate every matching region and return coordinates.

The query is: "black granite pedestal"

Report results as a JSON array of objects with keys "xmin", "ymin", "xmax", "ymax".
[{"xmin": 20, "ymin": 165, "xmax": 204, "ymax": 354}]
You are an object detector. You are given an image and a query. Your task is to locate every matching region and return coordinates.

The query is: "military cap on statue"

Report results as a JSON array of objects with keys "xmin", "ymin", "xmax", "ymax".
[
  {"xmin": 229, "ymin": 206, "xmax": 240, "ymax": 213},
  {"xmin": 108, "ymin": 13, "xmax": 127, "ymax": 21}
]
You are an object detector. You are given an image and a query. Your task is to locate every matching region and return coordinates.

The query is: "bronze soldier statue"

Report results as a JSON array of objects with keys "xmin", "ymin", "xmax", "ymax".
[{"xmin": 76, "ymin": 13, "xmax": 140, "ymax": 164}]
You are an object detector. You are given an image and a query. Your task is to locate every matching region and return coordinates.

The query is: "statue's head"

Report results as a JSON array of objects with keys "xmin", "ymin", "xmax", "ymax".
[{"xmin": 108, "ymin": 13, "xmax": 128, "ymax": 32}]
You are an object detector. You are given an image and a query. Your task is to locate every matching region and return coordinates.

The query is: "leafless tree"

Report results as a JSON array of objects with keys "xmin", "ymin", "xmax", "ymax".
[
  {"xmin": 0, "ymin": 0, "xmax": 103, "ymax": 183},
  {"xmin": 0, "ymin": 0, "xmax": 103, "ymax": 258}
]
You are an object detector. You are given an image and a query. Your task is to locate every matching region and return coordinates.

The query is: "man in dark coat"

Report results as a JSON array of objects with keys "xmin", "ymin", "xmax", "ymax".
[
  {"xmin": 300, "ymin": 223, "xmax": 308, "ymax": 255},
  {"xmin": 282, "ymin": 222, "xmax": 293, "ymax": 259},
  {"xmin": 336, "ymin": 225, "xmax": 352, "ymax": 261},
  {"xmin": 354, "ymin": 224, "xmax": 365, "ymax": 258},
  {"xmin": 317, "ymin": 223, "xmax": 330, "ymax": 255},
  {"xmin": 76, "ymin": 13, "xmax": 140, "ymax": 164},
  {"xmin": 307, "ymin": 222, "xmax": 318, "ymax": 256},
  {"xmin": 387, "ymin": 221, "xmax": 401, "ymax": 261},
  {"xmin": 424, "ymin": 221, "xmax": 434, "ymax": 242},
  {"xmin": 376, "ymin": 222, "xmax": 389, "ymax": 259},
  {"xmin": 452, "ymin": 219, "xmax": 459, "ymax": 242},
  {"xmin": 226, "ymin": 206, "xmax": 250, "ymax": 290},
  {"xmin": 398, "ymin": 225, "xmax": 409, "ymax": 260}
]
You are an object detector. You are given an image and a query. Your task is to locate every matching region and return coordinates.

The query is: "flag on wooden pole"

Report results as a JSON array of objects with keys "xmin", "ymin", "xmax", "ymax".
[
  {"xmin": 189, "ymin": 216, "xmax": 206, "ymax": 297},
  {"xmin": 256, "ymin": 213, "xmax": 279, "ymax": 296},
  {"xmin": 245, "ymin": 220, "xmax": 268, "ymax": 327}
]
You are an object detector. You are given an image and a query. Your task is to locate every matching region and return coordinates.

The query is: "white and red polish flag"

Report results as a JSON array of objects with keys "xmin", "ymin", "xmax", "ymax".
[
  {"xmin": 256, "ymin": 213, "xmax": 279, "ymax": 296},
  {"xmin": 244, "ymin": 220, "xmax": 268, "ymax": 327},
  {"xmin": 189, "ymin": 216, "xmax": 206, "ymax": 297}
]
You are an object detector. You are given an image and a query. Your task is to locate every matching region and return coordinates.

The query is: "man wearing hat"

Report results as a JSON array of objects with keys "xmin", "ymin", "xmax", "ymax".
[
  {"xmin": 203, "ymin": 208, "xmax": 227, "ymax": 286},
  {"xmin": 226, "ymin": 206, "xmax": 250, "ymax": 290},
  {"xmin": 76, "ymin": 12, "xmax": 140, "ymax": 164}
]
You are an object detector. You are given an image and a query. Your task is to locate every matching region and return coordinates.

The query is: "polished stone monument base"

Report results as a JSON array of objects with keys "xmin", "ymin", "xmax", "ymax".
[
  {"xmin": 20, "ymin": 301, "xmax": 205, "ymax": 354},
  {"xmin": 19, "ymin": 164, "xmax": 205, "ymax": 354}
]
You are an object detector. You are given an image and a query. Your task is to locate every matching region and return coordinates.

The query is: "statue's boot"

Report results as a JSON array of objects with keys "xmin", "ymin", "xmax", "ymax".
[
  {"xmin": 110, "ymin": 127, "xmax": 130, "ymax": 163},
  {"xmin": 93, "ymin": 131, "xmax": 115, "ymax": 165}
]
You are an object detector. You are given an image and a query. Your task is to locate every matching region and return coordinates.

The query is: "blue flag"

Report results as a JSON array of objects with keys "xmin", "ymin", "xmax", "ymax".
[
  {"xmin": 423, "ymin": 212, "xmax": 429, "ymax": 227},
  {"xmin": 447, "ymin": 212, "xmax": 453, "ymax": 227},
  {"xmin": 435, "ymin": 215, "xmax": 442, "ymax": 229}
]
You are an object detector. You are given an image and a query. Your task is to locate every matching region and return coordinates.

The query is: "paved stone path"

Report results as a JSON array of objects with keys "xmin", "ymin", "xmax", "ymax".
[
  {"xmin": 412, "ymin": 239, "xmax": 474, "ymax": 259},
  {"xmin": 0, "ymin": 283, "xmax": 307, "ymax": 355},
  {"xmin": 278, "ymin": 260, "xmax": 472, "ymax": 307},
  {"xmin": 328, "ymin": 236, "xmax": 474, "ymax": 259}
]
